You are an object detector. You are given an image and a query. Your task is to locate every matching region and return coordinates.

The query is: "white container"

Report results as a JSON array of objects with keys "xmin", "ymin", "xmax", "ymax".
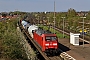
[
  {"xmin": 70, "ymin": 32, "xmax": 80, "ymax": 46},
  {"xmin": 28, "ymin": 25, "xmax": 38, "ymax": 38},
  {"xmin": 21, "ymin": 20, "xmax": 28, "ymax": 28},
  {"xmin": 25, "ymin": 23, "xmax": 31, "ymax": 30}
]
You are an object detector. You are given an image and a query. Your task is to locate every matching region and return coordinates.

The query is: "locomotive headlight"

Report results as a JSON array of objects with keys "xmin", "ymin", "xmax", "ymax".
[
  {"xmin": 53, "ymin": 43, "xmax": 57, "ymax": 45},
  {"xmin": 45, "ymin": 44, "xmax": 49, "ymax": 46}
]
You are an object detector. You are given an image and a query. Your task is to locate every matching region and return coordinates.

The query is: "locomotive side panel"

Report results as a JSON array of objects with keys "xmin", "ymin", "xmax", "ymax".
[{"xmin": 33, "ymin": 32, "xmax": 43, "ymax": 51}]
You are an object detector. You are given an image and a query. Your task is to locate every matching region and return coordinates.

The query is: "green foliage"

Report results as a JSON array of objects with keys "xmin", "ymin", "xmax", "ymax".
[
  {"xmin": 0, "ymin": 19, "xmax": 28, "ymax": 60},
  {"xmin": 31, "ymin": 9, "xmax": 90, "ymax": 36},
  {"xmin": 67, "ymin": 8, "xmax": 76, "ymax": 18},
  {"xmin": 12, "ymin": 11, "xmax": 27, "ymax": 15},
  {"xmin": 86, "ymin": 11, "xmax": 90, "ymax": 20}
]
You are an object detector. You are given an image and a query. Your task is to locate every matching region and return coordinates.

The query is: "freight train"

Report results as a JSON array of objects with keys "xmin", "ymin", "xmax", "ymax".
[{"xmin": 20, "ymin": 20, "xmax": 58, "ymax": 54}]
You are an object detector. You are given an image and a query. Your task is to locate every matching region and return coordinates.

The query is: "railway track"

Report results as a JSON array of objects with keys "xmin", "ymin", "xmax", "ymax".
[
  {"xmin": 30, "ymin": 16, "xmax": 90, "ymax": 43},
  {"xmin": 49, "ymin": 56, "xmax": 61, "ymax": 60},
  {"xmin": 19, "ymin": 25, "xmax": 49, "ymax": 60},
  {"xmin": 51, "ymin": 26, "xmax": 90, "ymax": 44},
  {"xmin": 19, "ymin": 24, "xmax": 76, "ymax": 60},
  {"xmin": 24, "ymin": 16, "xmax": 90, "ymax": 60}
]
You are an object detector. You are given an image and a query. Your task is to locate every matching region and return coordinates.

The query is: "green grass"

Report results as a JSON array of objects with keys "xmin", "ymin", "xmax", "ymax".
[{"xmin": 39, "ymin": 25, "xmax": 69, "ymax": 38}]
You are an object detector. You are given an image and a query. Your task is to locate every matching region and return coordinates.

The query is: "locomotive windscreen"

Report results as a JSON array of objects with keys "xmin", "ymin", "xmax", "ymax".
[{"xmin": 45, "ymin": 36, "xmax": 57, "ymax": 41}]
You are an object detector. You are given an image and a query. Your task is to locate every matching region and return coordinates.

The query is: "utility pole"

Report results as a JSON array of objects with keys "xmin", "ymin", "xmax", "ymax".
[
  {"xmin": 61, "ymin": 17, "xmax": 65, "ymax": 38},
  {"xmin": 38, "ymin": 16, "xmax": 39, "ymax": 25},
  {"xmin": 54, "ymin": 1, "xmax": 56, "ymax": 34},
  {"xmin": 80, "ymin": 17, "xmax": 86, "ymax": 48},
  {"xmin": 47, "ymin": 17, "xmax": 49, "ymax": 25},
  {"xmin": 43, "ymin": 17, "xmax": 45, "ymax": 26},
  {"xmin": 47, "ymin": 17, "xmax": 50, "ymax": 30}
]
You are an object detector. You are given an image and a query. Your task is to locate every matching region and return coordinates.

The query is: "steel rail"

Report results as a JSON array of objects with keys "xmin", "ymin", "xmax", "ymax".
[{"xmin": 51, "ymin": 26, "xmax": 90, "ymax": 44}]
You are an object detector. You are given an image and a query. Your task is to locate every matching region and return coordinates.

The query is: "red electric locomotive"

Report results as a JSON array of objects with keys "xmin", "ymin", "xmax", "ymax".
[{"xmin": 33, "ymin": 28, "xmax": 58, "ymax": 54}]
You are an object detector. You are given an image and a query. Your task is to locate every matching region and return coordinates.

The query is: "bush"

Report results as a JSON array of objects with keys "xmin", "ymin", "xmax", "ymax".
[{"xmin": 0, "ymin": 19, "xmax": 28, "ymax": 60}]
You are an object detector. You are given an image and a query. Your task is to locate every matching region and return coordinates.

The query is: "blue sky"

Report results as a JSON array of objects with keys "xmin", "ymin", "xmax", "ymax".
[{"xmin": 0, "ymin": 0, "xmax": 90, "ymax": 12}]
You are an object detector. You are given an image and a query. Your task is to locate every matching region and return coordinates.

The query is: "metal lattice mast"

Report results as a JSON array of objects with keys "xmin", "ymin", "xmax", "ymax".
[{"xmin": 54, "ymin": 1, "xmax": 56, "ymax": 34}]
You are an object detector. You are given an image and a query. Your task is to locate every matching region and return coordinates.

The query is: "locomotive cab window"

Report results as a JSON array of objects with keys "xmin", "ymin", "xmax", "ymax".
[{"xmin": 45, "ymin": 36, "xmax": 57, "ymax": 41}]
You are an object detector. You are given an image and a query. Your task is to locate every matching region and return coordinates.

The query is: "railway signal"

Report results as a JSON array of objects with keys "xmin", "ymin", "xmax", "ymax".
[{"xmin": 80, "ymin": 29, "xmax": 87, "ymax": 35}]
